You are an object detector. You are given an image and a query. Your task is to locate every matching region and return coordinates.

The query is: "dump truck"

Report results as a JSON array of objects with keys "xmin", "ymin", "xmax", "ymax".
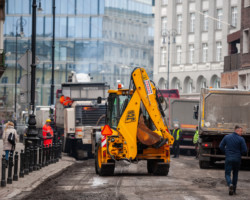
[
  {"xmin": 166, "ymin": 98, "xmax": 199, "ymax": 155},
  {"xmin": 95, "ymin": 67, "xmax": 174, "ymax": 176},
  {"xmin": 55, "ymin": 73, "xmax": 109, "ymax": 160},
  {"xmin": 197, "ymin": 88, "xmax": 250, "ymax": 168}
]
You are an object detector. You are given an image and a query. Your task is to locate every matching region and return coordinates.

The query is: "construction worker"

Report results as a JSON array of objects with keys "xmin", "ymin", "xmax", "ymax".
[
  {"xmin": 193, "ymin": 126, "xmax": 199, "ymax": 159},
  {"xmin": 42, "ymin": 119, "xmax": 53, "ymax": 147},
  {"xmin": 172, "ymin": 123, "xmax": 182, "ymax": 158}
]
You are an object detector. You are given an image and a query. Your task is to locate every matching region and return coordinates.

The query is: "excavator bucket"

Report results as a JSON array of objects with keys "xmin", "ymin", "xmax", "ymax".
[{"xmin": 137, "ymin": 115, "xmax": 162, "ymax": 146}]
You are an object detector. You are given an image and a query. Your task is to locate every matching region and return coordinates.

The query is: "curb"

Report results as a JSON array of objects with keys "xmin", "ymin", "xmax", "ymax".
[{"xmin": 1, "ymin": 158, "xmax": 75, "ymax": 200}]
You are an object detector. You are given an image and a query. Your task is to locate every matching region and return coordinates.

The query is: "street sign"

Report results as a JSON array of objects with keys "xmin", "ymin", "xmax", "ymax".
[
  {"xmin": 18, "ymin": 50, "xmax": 40, "ymax": 73},
  {"xmin": 20, "ymin": 74, "xmax": 38, "ymax": 92},
  {"xmin": 19, "ymin": 91, "xmax": 38, "ymax": 104}
]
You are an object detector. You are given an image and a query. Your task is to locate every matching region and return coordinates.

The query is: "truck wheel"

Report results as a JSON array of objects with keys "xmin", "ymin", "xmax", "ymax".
[
  {"xmin": 199, "ymin": 160, "xmax": 210, "ymax": 169},
  {"xmin": 95, "ymin": 140, "xmax": 115, "ymax": 176},
  {"xmin": 147, "ymin": 160, "xmax": 154, "ymax": 174},
  {"xmin": 152, "ymin": 160, "xmax": 169, "ymax": 176}
]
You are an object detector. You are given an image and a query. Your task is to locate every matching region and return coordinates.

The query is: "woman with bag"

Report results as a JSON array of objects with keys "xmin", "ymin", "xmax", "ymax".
[{"xmin": 2, "ymin": 121, "xmax": 18, "ymax": 166}]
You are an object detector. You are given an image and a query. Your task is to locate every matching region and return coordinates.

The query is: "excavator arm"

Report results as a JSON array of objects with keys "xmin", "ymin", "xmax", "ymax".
[{"xmin": 116, "ymin": 68, "xmax": 174, "ymax": 160}]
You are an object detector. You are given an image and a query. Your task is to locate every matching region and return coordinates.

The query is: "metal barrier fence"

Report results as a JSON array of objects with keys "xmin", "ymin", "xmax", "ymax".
[{"xmin": 1, "ymin": 141, "xmax": 62, "ymax": 187}]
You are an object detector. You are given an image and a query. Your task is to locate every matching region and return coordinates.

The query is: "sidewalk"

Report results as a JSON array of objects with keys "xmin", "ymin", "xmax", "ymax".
[{"xmin": 0, "ymin": 141, "xmax": 75, "ymax": 199}]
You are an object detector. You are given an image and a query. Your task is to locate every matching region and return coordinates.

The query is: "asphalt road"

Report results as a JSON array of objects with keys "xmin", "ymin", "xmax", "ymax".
[{"xmin": 16, "ymin": 156, "xmax": 250, "ymax": 200}]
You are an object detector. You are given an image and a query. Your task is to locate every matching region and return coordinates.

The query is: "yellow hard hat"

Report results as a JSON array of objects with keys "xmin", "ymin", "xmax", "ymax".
[{"xmin": 46, "ymin": 119, "xmax": 51, "ymax": 123}]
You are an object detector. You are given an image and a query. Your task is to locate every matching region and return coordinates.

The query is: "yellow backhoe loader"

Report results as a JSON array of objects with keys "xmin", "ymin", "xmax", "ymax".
[{"xmin": 95, "ymin": 67, "xmax": 174, "ymax": 176}]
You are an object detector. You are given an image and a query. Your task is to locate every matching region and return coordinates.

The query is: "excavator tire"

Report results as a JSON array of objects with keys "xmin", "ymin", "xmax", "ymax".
[
  {"xmin": 151, "ymin": 160, "xmax": 169, "ymax": 176},
  {"xmin": 95, "ymin": 140, "xmax": 115, "ymax": 176},
  {"xmin": 147, "ymin": 160, "xmax": 154, "ymax": 174}
]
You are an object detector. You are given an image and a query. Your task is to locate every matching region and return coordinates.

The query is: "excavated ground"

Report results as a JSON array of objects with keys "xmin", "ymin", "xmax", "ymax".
[{"xmin": 15, "ymin": 157, "xmax": 250, "ymax": 200}]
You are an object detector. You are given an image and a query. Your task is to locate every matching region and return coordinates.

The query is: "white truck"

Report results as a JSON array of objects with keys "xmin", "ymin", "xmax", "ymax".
[
  {"xmin": 166, "ymin": 98, "xmax": 199, "ymax": 155},
  {"xmin": 55, "ymin": 73, "xmax": 109, "ymax": 160}
]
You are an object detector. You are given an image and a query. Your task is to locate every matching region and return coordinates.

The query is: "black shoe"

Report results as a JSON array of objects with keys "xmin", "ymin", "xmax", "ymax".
[
  {"xmin": 233, "ymin": 186, "xmax": 236, "ymax": 195},
  {"xmin": 229, "ymin": 184, "xmax": 234, "ymax": 195},
  {"xmin": 5, "ymin": 160, "xmax": 8, "ymax": 168}
]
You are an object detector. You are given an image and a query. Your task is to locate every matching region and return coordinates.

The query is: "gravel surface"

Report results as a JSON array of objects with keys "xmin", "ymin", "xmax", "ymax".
[{"xmin": 16, "ymin": 157, "xmax": 250, "ymax": 200}]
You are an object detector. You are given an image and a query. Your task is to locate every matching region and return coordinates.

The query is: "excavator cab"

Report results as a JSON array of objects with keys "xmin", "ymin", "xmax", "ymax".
[
  {"xmin": 95, "ymin": 68, "xmax": 174, "ymax": 176},
  {"xmin": 106, "ymin": 93, "xmax": 130, "ymax": 129}
]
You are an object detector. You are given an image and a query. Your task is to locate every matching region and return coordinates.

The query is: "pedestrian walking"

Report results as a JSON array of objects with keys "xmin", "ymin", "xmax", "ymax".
[
  {"xmin": 42, "ymin": 119, "xmax": 54, "ymax": 147},
  {"xmin": 2, "ymin": 121, "xmax": 18, "ymax": 167},
  {"xmin": 193, "ymin": 126, "xmax": 199, "ymax": 159},
  {"xmin": 172, "ymin": 123, "xmax": 182, "ymax": 158},
  {"xmin": 219, "ymin": 125, "xmax": 247, "ymax": 195}
]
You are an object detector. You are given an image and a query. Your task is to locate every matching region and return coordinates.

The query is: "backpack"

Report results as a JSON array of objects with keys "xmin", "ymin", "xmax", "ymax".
[{"xmin": 8, "ymin": 132, "xmax": 16, "ymax": 146}]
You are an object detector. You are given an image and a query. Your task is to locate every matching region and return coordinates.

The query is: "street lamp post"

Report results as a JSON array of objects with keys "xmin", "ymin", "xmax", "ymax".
[
  {"xmin": 162, "ymin": 29, "xmax": 177, "ymax": 89},
  {"xmin": 14, "ymin": 17, "xmax": 25, "ymax": 127},
  {"xmin": 50, "ymin": 0, "xmax": 56, "ymax": 142},
  {"xmin": 25, "ymin": 0, "xmax": 39, "ymax": 156}
]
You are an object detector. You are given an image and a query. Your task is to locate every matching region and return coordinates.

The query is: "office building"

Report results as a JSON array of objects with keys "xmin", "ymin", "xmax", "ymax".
[
  {"xmin": 153, "ymin": 0, "xmax": 241, "ymax": 96},
  {"xmin": 0, "ymin": 0, "xmax": 154, "ymax": 116}
]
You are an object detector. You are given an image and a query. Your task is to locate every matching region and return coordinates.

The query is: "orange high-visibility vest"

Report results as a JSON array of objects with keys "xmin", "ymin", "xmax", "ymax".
[{"xmin": 42, "ymin": 124, "xmax": 53, "ymax": 147}]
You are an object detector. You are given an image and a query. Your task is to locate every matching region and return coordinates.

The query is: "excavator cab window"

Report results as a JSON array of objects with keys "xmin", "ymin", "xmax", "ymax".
[{"xmin": 107, "ymin": 93, "xmax": 131, "ymax": 129}]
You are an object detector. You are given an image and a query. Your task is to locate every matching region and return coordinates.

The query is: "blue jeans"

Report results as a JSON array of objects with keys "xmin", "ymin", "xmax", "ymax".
[
  {"xmin": 5, "ymin": 150, "xmax": 10, "ymax": 160},
  {"xmin": 225, "ymin": 159, "xmax": 241, "ymax": 187}
]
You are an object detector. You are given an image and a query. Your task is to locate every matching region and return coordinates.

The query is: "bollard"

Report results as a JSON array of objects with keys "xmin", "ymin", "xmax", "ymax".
[
  {"xmin": 29, "ymin": 146, "xmax": 33, "ymax": 172},
  {"xmin": 48, "ymin": 144, "xmax": 52, "ymax": 164},
  {"xmin": 42, "ymin": 145, "xmax": 46, "ymax": 167},
  {"xmin": 51, "ymin": 144, "xmax": 54, "ymax": 164},
  {"xmin": 59, "ymin": 140, "xmax": 62, "ymax": 159},
  {"xmin": 53, "ymin": 143, "xmax": 57, "ymax": 162},
  {"xmin": 38, "ymin": 145, "xmax": 42, "ymax": 169},
  {"xmin": 33, "ymin": 145, "xmax": 38, "ymax": 171},
  {"xmin": 55, "ymin": 143, "xmax": 59, "ymax": 162},
  {"xmin": 1, "ymin": 155, "xmax": 6, "ymax": 187},
  {"xmin": 52, "ymin": 143, "xmax": 55, "ymax": 163},
  {"xmin": 13, "ymin": 152, "xmax": 18, "ymax": 181},
  {"xmin": 19, "ymin": 150, "xmax": 24, "ymax": 178},
  {"xmin": 46, "ymin": 145, "xmax": 49, "ymax": 166},
  {"xmin": 24, "ymin": 147, "xmax": 29, "ymax": 175},
  {"xmin": 7, "ymin": 151, "xmax": 13, "ymax": 184},
  {"xmin": 54, "ymin": 143, "xmax": 57, "ymax": 163}
]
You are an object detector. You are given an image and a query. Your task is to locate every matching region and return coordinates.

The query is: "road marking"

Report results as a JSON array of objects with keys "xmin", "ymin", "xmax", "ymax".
[
  {"xmin": 183, "ymin": 196, "xmax": 197, "ymax": 200},
  {"xmin": 92, "ymin": 177, "xmax": 107, "ymax": 187},
  {"xmin": 115, "ymin": 167, "xmax": 124, "ymax": 198}
]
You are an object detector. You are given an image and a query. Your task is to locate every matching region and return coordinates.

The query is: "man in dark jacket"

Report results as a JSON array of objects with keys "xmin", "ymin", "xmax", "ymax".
[{"xmin": 219, "ymin": 125, "xmax": 247, "ymax": 195}]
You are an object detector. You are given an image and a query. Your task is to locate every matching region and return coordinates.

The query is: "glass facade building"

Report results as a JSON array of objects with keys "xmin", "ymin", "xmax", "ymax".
[{"xmin": 1, "ymin": 0, "xmax": 154, "ymax": 113}]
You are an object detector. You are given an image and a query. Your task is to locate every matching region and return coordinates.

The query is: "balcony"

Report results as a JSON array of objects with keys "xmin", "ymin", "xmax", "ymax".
[
  {"xmin": 224, "ymin": 53, "xmax": 241, "ymax": 72},
  {"xmin": 0, "ymin": 50, "xmax": 5, "ymax": 78}
]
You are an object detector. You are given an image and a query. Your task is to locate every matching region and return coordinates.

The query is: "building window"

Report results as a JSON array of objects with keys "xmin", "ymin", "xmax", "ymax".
[
  {"xmin": 177, "ymin": 15, "xmax": 182, "ymax": 34},
  {"xmin": 203, "ymin": 11, "xmax": 208, "ymax": 31},
  {"xmin": 1, "ymin": 77, "xmax": 8, "ymax": 83},
  {"xmin": 216, "ymin": 42, "xmax": 222, "ymax": 62},
  {"xmin": 161, "ymin": 17, "xmax": 167, "ymax": 34},
  {"xmin": 202, "ymin": 43, "xmax": 208, "ymax": 63},
  {"xmin": 190, "ymin": 13, "xmax": 195, "ymax": 33},
  {"xmin": 176, "ymin": 46, "xmax": 182, "ymax": 64},
  {"xmin": 162, "ymin": 0, "xmax": 168, "ymax": 5},
  {"xmin": 216, "ymin": 9, "xmax": 222, "ymax": 30},
  {"xmin": 231, "ymin": 7, "xmax": 237, "ymax": 27},
  {"xmin": 243, "ymin": 29, "xmax": 249, "ymax": 54},
  {"xmin": 161, "ymin": 47, "xmax": 167, "ymax": 65},
  {"xmin": 189, "ymin": 44, "xmax": 194, "ymax": 64}
]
